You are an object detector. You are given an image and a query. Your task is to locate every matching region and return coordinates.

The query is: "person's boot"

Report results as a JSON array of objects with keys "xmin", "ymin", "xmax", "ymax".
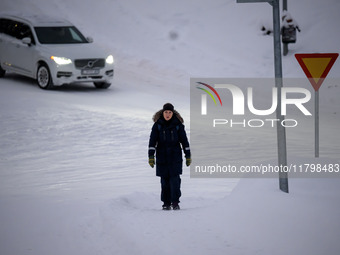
[
  {"xmin": 162, "ymin": 203, "xmax": 171, "ymax": 210},
  {"xmin": 172, "ymin": 202, "xmax": 180, "ymax": 210}
]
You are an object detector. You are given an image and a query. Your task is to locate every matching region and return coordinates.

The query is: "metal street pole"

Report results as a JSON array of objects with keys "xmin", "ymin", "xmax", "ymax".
[
  {"xmin": 315, "ymin": 90, "xmax": 319, "ymax": 157},
  {"xmin": 272, "ymin": 0, "xmax": 289, "ymax": 193},
  {"xmin": 237, "ymin": 0, "xmax": 289, "ymax": 193},
  {"xmin": 282, "ymin": 0, "xmax": 288, "ymax": 56}
]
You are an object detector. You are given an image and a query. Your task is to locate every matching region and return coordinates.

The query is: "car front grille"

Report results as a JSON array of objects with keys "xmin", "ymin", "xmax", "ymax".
[{"xmin": 74, "ymin": 59, "xmax": 105, "ymax": 69}]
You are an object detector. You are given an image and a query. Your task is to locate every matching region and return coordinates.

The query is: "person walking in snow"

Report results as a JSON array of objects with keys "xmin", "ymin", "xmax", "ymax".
[{"xmin": 148, "ymin": 103, "xmax": 191, "ymax": 210}]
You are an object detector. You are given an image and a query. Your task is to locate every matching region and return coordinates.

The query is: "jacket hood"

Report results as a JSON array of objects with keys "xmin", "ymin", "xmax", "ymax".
[{"xmin": 152, "ymin": 109, "xmax": 184, "ymax": 123}]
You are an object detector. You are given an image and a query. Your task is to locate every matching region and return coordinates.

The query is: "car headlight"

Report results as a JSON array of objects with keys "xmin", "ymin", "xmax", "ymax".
[
  {"xmin": 50, "ymin": 56, "xmax": 72, "ymax": 65},
  {"xmin": 106, "ymin": 55, "xmax": 114, "ymax": 64}
]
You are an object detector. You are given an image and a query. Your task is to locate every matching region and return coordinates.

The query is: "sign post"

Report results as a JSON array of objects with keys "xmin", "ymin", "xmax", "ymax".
[
  {"xmin": 282, "ymin": 0, "xmax": 288, "ymax": 56},
  {"xmin": 237, "ymin": 0, "xmax": 288, "ymax": 193},
  {"xmin": 295, "ymin": 53, "xmax": 339, "ymax": 157}
]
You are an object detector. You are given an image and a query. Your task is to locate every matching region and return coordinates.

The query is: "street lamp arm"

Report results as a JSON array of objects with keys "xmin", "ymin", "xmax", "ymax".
[{"xmin": 236, "ymin": 0, "xmax": 273, "ymax": 4}]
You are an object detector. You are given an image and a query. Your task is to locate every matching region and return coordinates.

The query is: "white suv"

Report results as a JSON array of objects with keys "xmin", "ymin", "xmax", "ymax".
[{"xmin": 0, "ymin": 13, "xmax": 114, "ymax": 89}]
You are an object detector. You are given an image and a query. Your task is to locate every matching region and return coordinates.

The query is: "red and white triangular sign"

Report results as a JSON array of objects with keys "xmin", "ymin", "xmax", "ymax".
[{"xmin": 295, "ymin": 53, "xmax": 338, "ymax": 91}]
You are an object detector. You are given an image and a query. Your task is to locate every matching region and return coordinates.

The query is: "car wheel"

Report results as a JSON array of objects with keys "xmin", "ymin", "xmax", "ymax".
[
  {"xmin": 94, "ymin": 82, "xmax": 111, "ymax": 89},
  {"xmin": 0, "ymin": 65, "xmax": 5, "ymax": 78},
  {"xmin": 37, "ymin": 64, "xmax": 54, "ymax": 89}
]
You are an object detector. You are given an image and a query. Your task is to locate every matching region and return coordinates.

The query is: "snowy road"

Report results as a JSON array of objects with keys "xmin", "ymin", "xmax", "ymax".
[{"xmin": 0, "ymin": 72, "xmax": 237, "ymax": 201}]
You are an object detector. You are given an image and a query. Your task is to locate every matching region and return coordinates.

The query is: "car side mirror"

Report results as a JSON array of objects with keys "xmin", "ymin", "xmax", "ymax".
[
  {"xmin": 86, "ymin": 37, "xmax": 93, "ymax": 43},
  {"xmin": 22, "ymin": 37, "xmax": 32, "ymax": 46}
]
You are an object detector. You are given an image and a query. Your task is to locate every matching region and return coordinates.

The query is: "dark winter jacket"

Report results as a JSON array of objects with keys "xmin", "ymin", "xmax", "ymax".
[{"xmin": 148, "ymin": 109, "xmax": 191, "ymax": 177}]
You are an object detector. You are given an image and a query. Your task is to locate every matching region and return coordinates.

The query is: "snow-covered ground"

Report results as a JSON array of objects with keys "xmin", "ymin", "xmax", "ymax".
[{"xmin": 1, "ymin": 0, "xmax": 340, "ymax": 254}]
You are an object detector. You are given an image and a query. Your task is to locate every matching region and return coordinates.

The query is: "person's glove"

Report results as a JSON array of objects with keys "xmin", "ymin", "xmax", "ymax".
[
  {"xmin": 149, "ymin": 156, "xmax": 155, "ymax": 168},
  {"xmin": 186, "ymin": 157, "xmax": 192, "ymax": 167}
]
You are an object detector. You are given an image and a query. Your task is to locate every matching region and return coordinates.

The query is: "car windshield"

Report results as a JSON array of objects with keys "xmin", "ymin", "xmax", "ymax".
[{"xmin": 34, "ymin": 26, "xmax": 88, "ymax": 44}]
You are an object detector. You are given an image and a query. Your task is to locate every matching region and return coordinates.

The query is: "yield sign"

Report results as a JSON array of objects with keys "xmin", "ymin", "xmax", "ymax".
[{"xmin": 295, "ymin": 53, "xmax": 338, "ymax": 91}]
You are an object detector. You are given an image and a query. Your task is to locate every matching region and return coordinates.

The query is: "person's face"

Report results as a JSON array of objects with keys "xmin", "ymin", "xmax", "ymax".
[{"xmin": 163, "ymin": 110, "xmax": 173, "ymax": 121}]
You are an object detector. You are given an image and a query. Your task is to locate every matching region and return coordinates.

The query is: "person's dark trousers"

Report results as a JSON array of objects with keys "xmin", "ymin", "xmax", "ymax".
[{"xmin": 160, "ymin": 175, "xmax": 181, "ymax": 205}]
